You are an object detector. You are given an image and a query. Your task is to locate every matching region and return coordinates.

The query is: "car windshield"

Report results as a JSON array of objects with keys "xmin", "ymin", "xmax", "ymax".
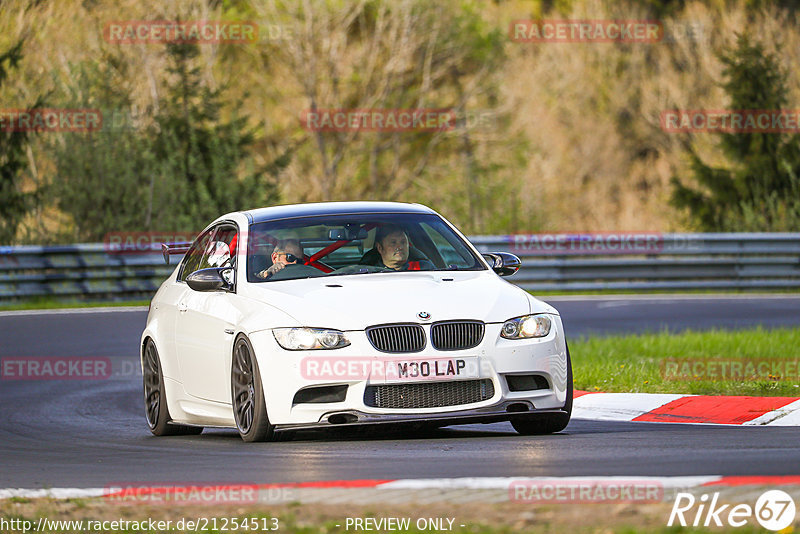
[{"xmin": 246, "ymin": 213, "xmax": 485, "ymax": 282}]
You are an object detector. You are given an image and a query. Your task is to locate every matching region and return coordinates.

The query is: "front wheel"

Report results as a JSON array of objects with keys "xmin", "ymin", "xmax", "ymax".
[
  {"xmin": 511, "ymin": 344, "xmax": 573, "ymax": 435},
  {"xmin": 231, "ymin": 335, "xmax": 278, "ymax": 442},
  {"xmin": 142, "ymin": 339, "xmax": 203, "ymax": 436}
]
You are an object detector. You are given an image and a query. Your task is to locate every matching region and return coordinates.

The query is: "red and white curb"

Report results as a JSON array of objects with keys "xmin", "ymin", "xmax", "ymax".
[
  {"xmin": 3, "ymin": 476, "xmax": 800, "ymax": 503},
  {"xmin": 573, "ymin": 391, "xmax": 800, "ymax": 426}
]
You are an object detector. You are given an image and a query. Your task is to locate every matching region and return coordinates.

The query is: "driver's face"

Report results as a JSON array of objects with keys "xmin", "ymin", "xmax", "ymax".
[{"xmin": 376, "ymin": 231, "xmax": 409, "ymax": 269}]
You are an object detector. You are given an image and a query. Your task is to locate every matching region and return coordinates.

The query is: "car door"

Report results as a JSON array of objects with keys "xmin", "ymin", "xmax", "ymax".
[
  {"xmin": 156, "ymin": 227, "xmax": 215, "ymax": 381},
  {"xmin": 175, "ymin": 223, "xmax": 242, "ymax": 403}
]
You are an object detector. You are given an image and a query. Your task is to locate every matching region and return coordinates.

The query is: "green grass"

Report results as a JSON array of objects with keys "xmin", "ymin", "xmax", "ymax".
[
  {"xmin": 0, "ymin": 297, "xmax": 150, "ymax": 311},
  {"xmin": 571, "ymin": 327, "xmax": 800, "ymax": 396}
]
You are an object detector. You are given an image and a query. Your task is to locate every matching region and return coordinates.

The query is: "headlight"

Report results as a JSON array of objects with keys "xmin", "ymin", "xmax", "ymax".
[
  {"xmin": 500, "ymin": 314, "xmax": 552, "ymax": 339},
  {"xmin": 273, "ymin": 328, "xmax": 350, "ymax": 350}
]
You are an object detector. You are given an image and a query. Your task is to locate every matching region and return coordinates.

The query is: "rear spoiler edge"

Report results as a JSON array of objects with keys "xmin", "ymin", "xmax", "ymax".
[{"xmin": 161, "ymin": 242, "xmax": 192, "ymax": 264}]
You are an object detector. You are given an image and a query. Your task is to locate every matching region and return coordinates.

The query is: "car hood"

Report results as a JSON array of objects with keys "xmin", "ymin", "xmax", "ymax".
[{"xmin": 244, "ymin": 271, "xmax": 556, "ymax": 331}]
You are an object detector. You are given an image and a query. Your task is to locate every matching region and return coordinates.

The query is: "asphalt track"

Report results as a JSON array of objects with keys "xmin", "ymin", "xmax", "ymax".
[{"xmin": 1, "ymin": 296, "xmax": 799, "ymax": 488}]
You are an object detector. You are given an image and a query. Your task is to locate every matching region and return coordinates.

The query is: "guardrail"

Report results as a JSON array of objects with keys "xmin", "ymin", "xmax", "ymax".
[
  {"xmin": 470, "ymin": 233, "xmax": 800, "ymax": 292},
  {"xmin": 0, "ymin": 244, "xmax": 170, "ymax": 300},
  {"xmin": 1, "ymin": 233, "xmax": 799, "ymax": 300}
]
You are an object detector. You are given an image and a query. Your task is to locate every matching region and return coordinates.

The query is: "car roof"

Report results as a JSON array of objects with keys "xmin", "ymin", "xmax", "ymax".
[{"xmin": 243, "ymin": 201, "xmax": 436, "ymax": 224}]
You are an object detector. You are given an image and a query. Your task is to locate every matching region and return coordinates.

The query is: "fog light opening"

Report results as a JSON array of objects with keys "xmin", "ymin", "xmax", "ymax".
[{"xmin": 505, "ymin": 374, "xmax": 550, "ymax": 392}]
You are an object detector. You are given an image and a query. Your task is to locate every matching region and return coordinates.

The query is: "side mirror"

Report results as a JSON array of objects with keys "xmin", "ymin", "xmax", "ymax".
[
  {"xmin": 186, "ymin": 268, "xmax": 233, "ymax": 292},
  {"xmin": 482, "ymin": 252, "xmax": 521, "ymax": 277}
]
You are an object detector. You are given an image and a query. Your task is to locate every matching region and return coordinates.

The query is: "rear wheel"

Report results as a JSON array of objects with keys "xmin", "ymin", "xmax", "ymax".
[
  {"xmin": 511, "ymin": 344, "xmax": 573, "ymax": 435},
  {"xmin": 231, "ymin": 335, "xmax": 278, "ymax": 442},
  {"xmin": 142, "ymin": 339, "xmax": 203, "ymax": 436}
]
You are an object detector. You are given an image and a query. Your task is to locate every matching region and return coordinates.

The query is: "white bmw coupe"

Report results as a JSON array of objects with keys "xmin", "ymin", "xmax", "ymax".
[{"xmin": 141, "ymin": 202, "xmax": 572, "ymax": 441}]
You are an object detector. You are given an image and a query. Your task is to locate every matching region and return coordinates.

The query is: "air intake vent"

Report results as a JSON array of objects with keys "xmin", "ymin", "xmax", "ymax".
[
  {"xmin": 366, "ymin": 324, "xmax": 425, "ymax": 353},
  {"xmin": 364, "ymin": 379, "xmax": 494, "ymax": 409},
  {"xmin": 505, "ymin": 374, "xmax": 550, "ymax": 392},
  {"xmin": 430, "ymin": 321, "xmax": 485, "ymax": 351}
]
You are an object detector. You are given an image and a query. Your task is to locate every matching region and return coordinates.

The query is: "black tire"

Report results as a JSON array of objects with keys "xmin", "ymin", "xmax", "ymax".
[
  {"xmin": 142, "ymin": 339, "xmax": 203, "ymax": 436},
  {"xmin": 511, "ymin": 344, "xmax": 573, "ymax": 435},
  {"xmin": 231, "ymin": 335, "xmax": 278, "ymax": 442}
]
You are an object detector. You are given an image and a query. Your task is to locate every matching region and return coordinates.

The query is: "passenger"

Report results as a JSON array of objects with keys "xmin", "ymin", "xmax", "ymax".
[
  {"xmin": 257, "ymin": 238, "xmax": 303, "ymax": 279},
  {"xmin": 374, "ymin": 225, "xmax": 434, "ymax": 271}
]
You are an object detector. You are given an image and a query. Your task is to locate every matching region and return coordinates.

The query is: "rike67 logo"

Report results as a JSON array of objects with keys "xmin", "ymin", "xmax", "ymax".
[{"xmin": 668, "ymin": 490, "xmax": 796, "ymax": 531}]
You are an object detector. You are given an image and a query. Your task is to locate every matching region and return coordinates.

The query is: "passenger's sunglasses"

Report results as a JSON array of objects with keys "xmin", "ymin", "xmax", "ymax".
[{"xmin": 276, "ymin": 252, "xmax": 300, "ymax": 263}]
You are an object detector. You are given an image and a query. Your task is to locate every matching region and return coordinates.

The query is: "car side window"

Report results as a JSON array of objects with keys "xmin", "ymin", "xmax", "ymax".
[
  {"xmin": 421, "ymin": 222, "xmax": 473, "ymax": 268},
  {"xmin": 178, "ymin": 224, "xmax": 238, "ymax": 280},
  {"xmin": 205, "ymin": 226, "xmax": 238, "ymax": 270},
  {"xmin": 179, "ymin": 228, "xmax": 215, "ymax": 282}
]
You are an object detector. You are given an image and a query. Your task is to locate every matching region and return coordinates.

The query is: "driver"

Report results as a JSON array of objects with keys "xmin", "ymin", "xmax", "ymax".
[
  {"xmin": 257, "ymin": 238, "xmax": 303, "ymax": 279},
  {"xmin": 375, "ymin": 225, "xmax": 434, "ymax": 271}
]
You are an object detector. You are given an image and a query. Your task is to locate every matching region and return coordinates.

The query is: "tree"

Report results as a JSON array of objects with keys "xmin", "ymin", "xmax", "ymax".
[
  {"xmin": 252, "ymin": 0, "xmax": 519, "ymax": 233},
  {"xmin": 671, "ymin": 34, "xmax": 800, "ymax": 230},
  {"xmin": 50, "ymin": 43, "xmax": 287, "ymax": 240},
  {"xmin": 49, "ymin": 57, "xmax": 153, "ymax": 241},
  {"xmin": 150, "ymin": 43, "xmax": 284, "ymax": 230},
  {"xmin": 0, "ymin": 40, "xmax": 41, "ymax": 244}
]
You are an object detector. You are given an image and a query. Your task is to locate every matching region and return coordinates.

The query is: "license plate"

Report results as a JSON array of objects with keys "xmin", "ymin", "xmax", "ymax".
[{"xmin": 384, "ymin": 357, "xmax": 479, "ymax": 383}]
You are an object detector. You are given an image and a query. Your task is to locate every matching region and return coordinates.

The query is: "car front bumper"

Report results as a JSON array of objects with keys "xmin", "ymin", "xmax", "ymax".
[{"xmin": 249, "ymin": 314, "xmax": 569, "ymax": 427}]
